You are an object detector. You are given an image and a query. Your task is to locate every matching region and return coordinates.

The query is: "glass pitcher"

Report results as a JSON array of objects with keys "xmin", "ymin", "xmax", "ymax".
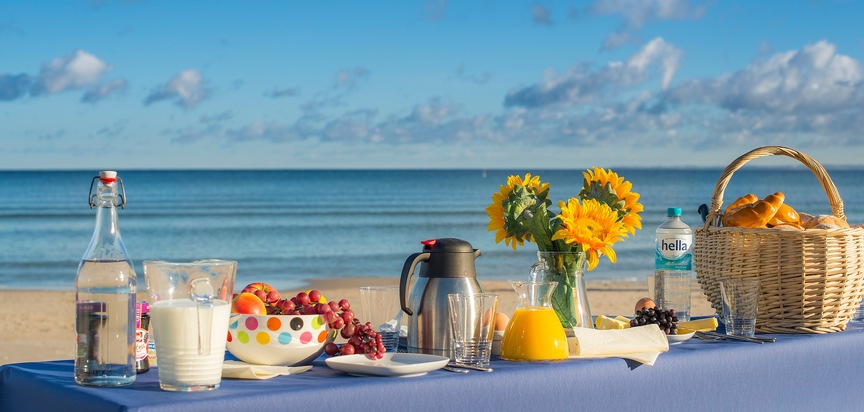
[
  {"xmin": 500, "ymin": 281, "xmax": 569, "ymax": 362},
  {"xmin": 144, "ymin": 260, "xmax": 236, "ymax": 392}
]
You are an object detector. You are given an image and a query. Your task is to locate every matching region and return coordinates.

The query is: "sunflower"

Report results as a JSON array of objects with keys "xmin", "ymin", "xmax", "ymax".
[
  {"xmin": 551, "ymin": 198, "xmax": 628, "ymax": 270},
  {"xmin": 486, "ymin": 173, "xmax": 550, "ymax": 250},
  {"xmin": 581, "ymin": 167, "xmax": 644, "ymax": 236}
]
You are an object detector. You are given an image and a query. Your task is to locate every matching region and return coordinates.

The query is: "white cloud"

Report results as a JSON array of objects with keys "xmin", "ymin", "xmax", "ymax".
[
  {"xmin": 1, "ymin": 50, "xmax": 125, "ymax": 102},
  {"xmin": 172, "ymin": 97, "xmax": 482, "ymax": 146},
  {"xmin": 144, "ymin": 69, "xmax": 208, "ymax": 108},
  {"xmin": 320, "ymin": 109, "xmax": 378, "ymax": 142},
  {"xmin": 589, "ymin": 0, "xmax": 707, "ymax": 49},
  {"xmin": 628, "ymin": 37, "xmax": 682, "ymax": 89},
  {"xmin": 405, "ymin": 99, "xmax": 459, "ymax": 124},
  {"xmin": 504, "ymin": 37, "xmax": 682, "ymax": 107},
  {"xmin": 33, "ymin": 50, "xmax": 109, "ymax": 94},
  {"xmin": 166, "ymin": 40, "xmax": 864, "ymax": 154},
  {"xmin": 666, "ymin": 41, "xmax": 864, "ymax": 114},
  {"xmin": 653, "ymin": 41, "xmax": 864, "ymax": 148}
]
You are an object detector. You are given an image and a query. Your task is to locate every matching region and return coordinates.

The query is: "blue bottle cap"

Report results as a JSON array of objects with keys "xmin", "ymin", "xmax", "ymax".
[{"xmin": 667, "ymin": 207, "xmax": 682, "ymax": 217}]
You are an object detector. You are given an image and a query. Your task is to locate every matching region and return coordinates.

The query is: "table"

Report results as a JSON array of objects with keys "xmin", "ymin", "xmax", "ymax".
[{"xmin": 3, "ymin": 320, "xmax": 864, "ymax": 412}]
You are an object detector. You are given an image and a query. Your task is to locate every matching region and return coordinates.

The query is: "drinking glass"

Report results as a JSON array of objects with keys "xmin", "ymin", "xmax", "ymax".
[
  {"xmin": 447, "ymin": 293, "xmax": 498, "ymax": 367},
  {"xmin": 719, "ymin": 279, "xmax": 760, "ymax": 337},
  {"xmin": 359, "ymin": 286, "xmax": 402, "ymax": 352}
]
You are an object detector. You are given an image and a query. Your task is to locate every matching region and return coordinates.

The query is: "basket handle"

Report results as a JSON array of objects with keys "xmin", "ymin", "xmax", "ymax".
[{"xmin": 703, "ymin": 146, "xmax": 845, "ymax": 229}]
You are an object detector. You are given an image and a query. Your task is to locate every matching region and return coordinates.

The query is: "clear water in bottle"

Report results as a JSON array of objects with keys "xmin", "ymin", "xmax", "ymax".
[
  {"xmin": 654, "ymin": 207, "xmax": 693, "ymax": 321},
  {"xmin": 74, "ymin": 171, "xmax": 137, "ymax": 386},
  {"xmin": 75, "ymin": 260, "xmax": 137, "ymax": 386}
]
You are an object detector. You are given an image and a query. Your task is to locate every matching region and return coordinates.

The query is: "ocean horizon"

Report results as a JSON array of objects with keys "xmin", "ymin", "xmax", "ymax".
[{"xmin": 2, "ymin": 166, "xmax": 862, "ymax": 291}]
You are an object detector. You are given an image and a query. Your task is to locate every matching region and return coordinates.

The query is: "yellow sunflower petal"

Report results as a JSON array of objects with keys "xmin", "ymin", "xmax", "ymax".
[
  {"xmin": 554, "ymin": 198, "xmax": 628, "ymax": 270},
  {"xmin": 586, "ymin": 250, "xmax": 600, "ymax": 271}
]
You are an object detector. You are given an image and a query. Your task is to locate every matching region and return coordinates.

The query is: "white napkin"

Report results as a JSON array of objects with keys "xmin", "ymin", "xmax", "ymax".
[
  {"xmin": 222, "ymin": 360, "xmax": 312, "ymax": 380},
  {"xmin": 567, "ymin": 325, "xmax": 669, "ymax": 366}
]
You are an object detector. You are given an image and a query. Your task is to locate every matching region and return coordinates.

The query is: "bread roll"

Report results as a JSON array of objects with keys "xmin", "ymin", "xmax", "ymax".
[
  {"xmin": 772, "ymin": 223, "xmax": 804, "ymax": 231},
  {"xmin": 723, "ymin": 192, "xmax": 785, "ymax": 228},
  {"xmin": 722, "ymin": 194, "xmax": 758, "ymax": 227},
  {"xmin": 724, "ymin": 194, "xmax": 758, "ymax": 216},
  {"xmin": 799, "ymin": 213, "xmax": 817, "ymax": 228},
  {"xmin": 768, "ymin": 203, "xmax": 800, "ymax": 227},
  {"xmin": 800, "ymin": 213, "xmax": 850, "ymax": 229}
]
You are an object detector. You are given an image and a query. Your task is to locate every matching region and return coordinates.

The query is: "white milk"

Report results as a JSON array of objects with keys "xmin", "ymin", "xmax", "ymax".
[{"xmin": 150, "ymin": 299, "xmax": 230, "ymax": 390}]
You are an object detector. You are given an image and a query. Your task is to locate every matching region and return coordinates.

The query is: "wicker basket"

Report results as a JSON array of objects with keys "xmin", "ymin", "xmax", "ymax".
[{"xmin": 694, "ymin": 146, "xmax": 864, "ymax": 334}]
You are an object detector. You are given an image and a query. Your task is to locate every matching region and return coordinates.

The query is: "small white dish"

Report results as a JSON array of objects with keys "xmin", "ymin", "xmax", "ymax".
[
  {"xmin": 325, "ymin": 352, "xmax": 449, "ymax": 377},
  {"xmin": 667, "ymin": 331, "xmax": 695, "ymax": 344},
  {"xmin": 491, "ymin": 331, "xmax": 504, "ymax": 356}
]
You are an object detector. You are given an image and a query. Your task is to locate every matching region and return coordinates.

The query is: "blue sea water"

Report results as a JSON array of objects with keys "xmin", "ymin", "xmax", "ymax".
[{"xmin": 1, "ymin": 167, "xmax": 862, "ymax": 290}]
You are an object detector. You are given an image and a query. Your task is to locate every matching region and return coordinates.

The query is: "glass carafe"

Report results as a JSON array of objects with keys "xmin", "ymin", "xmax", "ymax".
[{"xmin": 500, "ymin": 281, "xmax": 569, "ymax": 362}]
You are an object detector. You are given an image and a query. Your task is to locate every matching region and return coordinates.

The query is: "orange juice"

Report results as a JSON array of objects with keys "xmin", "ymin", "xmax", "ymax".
[{"xmin": 500, "ymin": 306, "xmax": 568, "ymax": 361}]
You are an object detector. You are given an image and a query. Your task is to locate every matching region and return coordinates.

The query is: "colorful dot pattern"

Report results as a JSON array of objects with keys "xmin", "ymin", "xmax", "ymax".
[{"xmin": 227, "ymin": 314, "xmax": 330, "ymax": 347}]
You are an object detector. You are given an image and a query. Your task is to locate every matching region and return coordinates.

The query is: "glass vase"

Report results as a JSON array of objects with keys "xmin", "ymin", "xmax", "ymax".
[{"xmin": 529, "ymin": 251, "xmax": 592, "ymax": 332}]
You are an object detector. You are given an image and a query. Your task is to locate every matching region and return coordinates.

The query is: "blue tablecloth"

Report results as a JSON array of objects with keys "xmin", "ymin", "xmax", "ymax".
[{"xmin": 3, "ymin": 320, "xmax": 864, "ymax": 412}]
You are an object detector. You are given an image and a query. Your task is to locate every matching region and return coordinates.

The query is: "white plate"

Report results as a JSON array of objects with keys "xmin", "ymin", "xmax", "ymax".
[
  {"xmin": 325, "ymin": 352, "xmax": 450, "ymax": 377},
  {"xmin": 667, "ymin": 331, "xmax": 695, "ymax": 344}
]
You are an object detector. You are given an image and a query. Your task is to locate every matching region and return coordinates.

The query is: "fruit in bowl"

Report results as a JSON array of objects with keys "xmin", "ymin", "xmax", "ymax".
[
  {"xmin": 227, "ymin": 283, "xmax": 387, "ymax": 364},
  {"xmin": 227, "ymin": 312, "xmax": 337, "ymax": 366},
  {"xmin": 231, "ymin": 292, "xmax": 267, "ymax": 315}
]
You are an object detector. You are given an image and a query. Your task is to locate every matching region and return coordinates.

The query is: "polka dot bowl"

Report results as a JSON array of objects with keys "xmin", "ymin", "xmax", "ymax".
[{"xmin": 226, "ymin": 313, "xmax": 336, "ymax": 366}]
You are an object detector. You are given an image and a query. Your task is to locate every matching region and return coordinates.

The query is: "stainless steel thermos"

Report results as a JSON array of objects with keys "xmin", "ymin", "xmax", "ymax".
[{"xmin": 399, "ymin": 238, "xmax": 482, "ymax": 357}]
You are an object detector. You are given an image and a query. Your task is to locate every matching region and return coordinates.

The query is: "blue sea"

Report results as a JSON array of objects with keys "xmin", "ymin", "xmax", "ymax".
[{"xmin": 2, "ymin": 167, "xmax": 862, "ymax": 290}]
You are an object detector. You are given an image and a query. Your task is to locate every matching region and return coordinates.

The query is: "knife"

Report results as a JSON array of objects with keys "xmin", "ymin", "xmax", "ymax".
[
  {"xmin": 696, "ymin": 331, "xmax": 776, "ymax": 343},
  {"xmin": 447, "ymin": 363, "xmax": 494, "ymax": 372}
]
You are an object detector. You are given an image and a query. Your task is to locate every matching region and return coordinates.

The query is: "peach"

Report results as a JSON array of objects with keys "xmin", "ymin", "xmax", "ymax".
[
  {"xmin": 242, "ymin": 282, "xmax": 281, "ymax": 304},
  {"xmin": 635, "ymin": 297, "xmax": 656, "ymax": 314},
  {"xmin": 231, "ymin": 292, "xmax": 267, "ymax": 314}
]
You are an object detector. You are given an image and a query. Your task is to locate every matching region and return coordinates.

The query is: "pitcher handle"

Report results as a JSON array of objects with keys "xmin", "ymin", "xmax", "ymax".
[
  {"xmin": 190, "ymin": 278, "xmax": 215, "ymax": 356},
  {"xmin": 399, "ymin": 252, "xmax": 430, "ymax": 316},
  {"xmin": 529, "ymin": 261, "xmax": 548, "ymax": 282}
]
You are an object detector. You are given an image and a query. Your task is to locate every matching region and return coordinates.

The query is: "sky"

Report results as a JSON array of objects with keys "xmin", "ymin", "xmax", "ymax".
[{"xmin": 2, "ymin": 0, "xmax": 864, "ymax": 170}]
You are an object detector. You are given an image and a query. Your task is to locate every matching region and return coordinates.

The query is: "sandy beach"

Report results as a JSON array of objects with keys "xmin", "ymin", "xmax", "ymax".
[{"xmin": 0, "ymin": 278, "xmax": 715, "ymax": 366}]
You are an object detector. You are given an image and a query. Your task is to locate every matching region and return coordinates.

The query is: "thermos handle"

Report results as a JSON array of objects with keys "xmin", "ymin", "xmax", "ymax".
[{"xmin": 399, "ymin": 252, "xmax": 430, "ymax": 316}]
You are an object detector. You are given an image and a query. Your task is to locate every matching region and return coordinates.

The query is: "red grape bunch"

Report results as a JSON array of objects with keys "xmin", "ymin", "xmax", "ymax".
[
  {"xmin": 324, "ymin": 320, "xmax": 386, "ymax": 360},
  {"xmin": 272, "ymin": 290, "xmax": 354, "ymax": 331},
  {"xmin": 270, "ymin": 289, "xmax": 385, "ymax": 359}
]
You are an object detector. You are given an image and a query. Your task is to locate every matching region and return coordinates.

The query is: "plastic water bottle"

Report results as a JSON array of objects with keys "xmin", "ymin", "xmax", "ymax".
[
  {"xmin": 655, "ymin": 207, "xmax": 693, "ymax": 320},
  {"xmin": 74, "ymin": 171, "xmax": 137, "ymax": 386},
  {"xmin": 656, "ymin": 207, "xmax": 693, "ymax": 272}
]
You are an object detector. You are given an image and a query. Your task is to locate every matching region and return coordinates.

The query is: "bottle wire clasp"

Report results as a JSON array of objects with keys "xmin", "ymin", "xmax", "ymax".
[{"xmin": 88, "ymin": 176, "xmax": 127, "ymax": 209}]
